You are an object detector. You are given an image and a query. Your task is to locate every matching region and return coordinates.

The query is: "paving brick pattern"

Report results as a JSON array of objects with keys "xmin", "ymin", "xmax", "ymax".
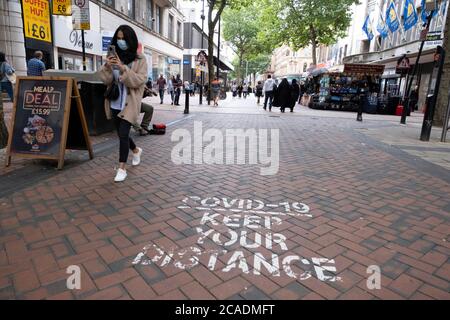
[{"xmin": 0, "ymin": 111, "xmax": 449, "ymax": 300}]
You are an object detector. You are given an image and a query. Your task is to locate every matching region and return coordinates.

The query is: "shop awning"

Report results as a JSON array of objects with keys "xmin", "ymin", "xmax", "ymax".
[{"xmin": 213, "ymin": 56, "xmax": 233, "ymax": 71}]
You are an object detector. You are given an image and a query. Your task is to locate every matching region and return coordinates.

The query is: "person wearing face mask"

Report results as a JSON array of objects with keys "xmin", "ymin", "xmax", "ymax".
[{"xmin": 98, "ymin": 25, "xmax": 148, "ymax": 182}]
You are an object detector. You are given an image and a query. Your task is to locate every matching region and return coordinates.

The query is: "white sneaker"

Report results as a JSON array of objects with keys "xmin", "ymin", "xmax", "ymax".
[
  {"xmin": 114, "ymin": 168, "xmax": 127, "ymax": 182},
  {"xmin": 132, "ymin": 147, "xmax": 142, "ymax": 166}
]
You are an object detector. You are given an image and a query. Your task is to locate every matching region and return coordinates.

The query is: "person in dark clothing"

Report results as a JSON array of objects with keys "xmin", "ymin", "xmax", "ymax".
[
  {"xmin": 237, "ymin": 84, "xmax": 243, "ymax": 98},
  {"xmin": 277, "ymin": 78, "xmax": 292, "ymax": 113},
  {"xmin": 255, "ymin": 81, "xmax": 263, "ymax": 104},
  {"xmin": 409, "ymin": 86, "xmax": 419, "ymax": 111},
  {"xmin": 299, "ymin": 82, "xmax": 306, "ymax": 104},
  {"xmin": 290, "ymin": 79, "xmax": 300, "ymax": 112},
  {"xmin": 173, "ymin": 74, "xmax": 182, "ymax": 105}
]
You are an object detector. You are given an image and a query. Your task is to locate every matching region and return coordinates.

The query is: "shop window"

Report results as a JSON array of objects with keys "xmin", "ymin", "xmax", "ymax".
[{"xmin": 168, "ymin": 15, "xmax": 174, "ymax": 41}]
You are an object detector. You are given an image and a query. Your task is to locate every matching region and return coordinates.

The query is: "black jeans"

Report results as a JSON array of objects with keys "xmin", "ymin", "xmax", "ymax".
[
  {"xmin": 111, "ymin": 109, "xmax": 136, "ymax": 163},
  {"xmin": 174, "ymin": 88, "xmax": 181, "ymax": 105},
  {"xmin": 264, "ymin": 91, "xmax": 274, "ymax": 109}
]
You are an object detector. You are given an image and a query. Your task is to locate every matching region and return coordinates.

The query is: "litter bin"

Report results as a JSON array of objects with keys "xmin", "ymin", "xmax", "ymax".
[{"xmin": 43, "ymin": 70, "xmax": 114, "ymax": 135}]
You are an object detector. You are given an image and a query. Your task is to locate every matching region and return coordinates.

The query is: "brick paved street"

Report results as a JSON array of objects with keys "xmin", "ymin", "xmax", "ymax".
[{"xmin": 0, "ymin": 95, "xmax": 449, "ymax": 300}]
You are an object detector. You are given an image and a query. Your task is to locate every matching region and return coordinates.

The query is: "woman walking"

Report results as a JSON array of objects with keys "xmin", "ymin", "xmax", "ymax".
[
  {"xmin": 290, "ymin": 79, "xmax": 300, "ymax": 112},
  {"xmin": 99, "ymin": 25, "xmax": 147, "ymax": 182},
  {"xmin": 211, "ymin": 77, "xmax": 221, "ymax": 106},
  {"xmin": 277, "ymin": 78, "xmax": 292, "ymax": 113},
  {"xmin": 0, "ymin": 52, "xmax": 15, "ymax": 102}
]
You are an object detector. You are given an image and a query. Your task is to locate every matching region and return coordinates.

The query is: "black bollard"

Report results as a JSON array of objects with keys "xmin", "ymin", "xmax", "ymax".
[
  {"xmin": 184, "ymin": 89, "xmax": 190, "ymax": 114},
  {"xmin": 357, "ymin": 94, "xmax": 363, "ymax": 122}
]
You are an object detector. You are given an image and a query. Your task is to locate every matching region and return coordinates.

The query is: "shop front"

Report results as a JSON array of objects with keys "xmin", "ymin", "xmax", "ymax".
[
  {"xmin": 307, "ymin": 64, "xmax": 385, "ymax": 114},
  {"xmin": 52, "ymin": 4, "xmax": 102, "ymax": 71}
]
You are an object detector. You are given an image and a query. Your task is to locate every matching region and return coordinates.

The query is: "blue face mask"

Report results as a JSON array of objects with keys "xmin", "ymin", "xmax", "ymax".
[{"xmin": 117, "ymin": 39, "xmax": 128, "ymax": 51}]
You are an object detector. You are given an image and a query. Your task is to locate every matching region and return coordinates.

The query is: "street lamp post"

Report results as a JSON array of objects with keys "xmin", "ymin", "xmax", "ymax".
[
  {"xmin": 199, "ymin": 0, "xmax": 205, "ymax": 105},
  {"xmin": 400, "ymin": 11, "xmax": 434, "ymax": 124},
  {"xmin": 217, "ymin": 16, "xmax": 221, "ymax": 80}
]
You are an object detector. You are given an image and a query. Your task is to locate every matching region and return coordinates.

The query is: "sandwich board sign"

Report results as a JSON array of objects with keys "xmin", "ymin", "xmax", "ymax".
[{"xmin": 5, "ymin": 77, "xmax": 93, "ymax": 169}]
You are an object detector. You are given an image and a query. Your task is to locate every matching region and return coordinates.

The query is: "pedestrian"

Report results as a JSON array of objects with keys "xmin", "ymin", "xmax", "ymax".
[
  {"xmin": 156, "ymin": 74, "xmax": 166, "ymax": 104},
  {"xmin": 231, "ymin": 82, "xmax": 237, "ymax": 98},
  {"xmin": 211, "ymin": 77, "xmax": 221, "ymax": 106},
  {"xmin": 409, "ymin": 85, "xmax": 419, "ymax": 111},
  {"xmin": 277, "ymin": 78, "xmax": 292, "ymax": 113},
  {"xmin": 263, "ymin": 75, "xmax": 276, "ymax": 111},
  {"xmin": 255, "ymin": 81, "xmax": 263, "ymax": 104},
  {"xmin": 98, "ymin": 24, "xmax": 147, "ymax": 182},
  {"xmin": 0, "ymin": 52, "xmax": 15, "ymax": 102},
  {"xmin": 168, "ymin": 75, "xmax": 175, "ymax": 105},
  {"xmin": 174, "ymin": 74, "xmax": 182, "ymax": 105},
  {"xmin": 190, "ymin": 83, "xmax": 195, "ymax": 96},
  {"xmin": 290, "ymin": 79, "xmax": 300, "ymax": 112},
  {"xmin": 27, "ymin": 51, "xmax": 46, "ymax": 76},
  {"xmin": 238, "ymin": 83, "xmax": 243, "ymax": 98},
  {"xmin": 243, "ymin": 83, "xmax": 249, "ymax": 98}
]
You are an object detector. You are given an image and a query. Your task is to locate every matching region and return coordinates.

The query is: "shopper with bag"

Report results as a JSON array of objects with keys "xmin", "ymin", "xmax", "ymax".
[
  {"xmin": 0, "ymin": 52, "xmax": 16, "ymax": 102},
  {"xmin": 98, "ymin": 25, "xmax": 147, "ymax": 182}
]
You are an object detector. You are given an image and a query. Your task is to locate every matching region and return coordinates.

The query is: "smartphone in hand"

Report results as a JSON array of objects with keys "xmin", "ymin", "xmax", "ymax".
[{"xmin": 107, "ymin": 45, "xmax": 117, "ymax": 58}]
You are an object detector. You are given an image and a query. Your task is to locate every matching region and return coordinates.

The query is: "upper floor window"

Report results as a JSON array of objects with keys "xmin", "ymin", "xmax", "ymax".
[
  {"xmin": 156, "ymin": 6, "xmax": 162, "ymax": 34},
  {"xmin": 168, "ymin": 15, "xmax": 174, "ymax": 41},
  {"xmin": 127, "ymin": 0, "xmax": 135, "ymax": 20},
  {"xmin": 146, "ymin": 0, "xmax": 154, "ymax": 30},
  {"xmin": 102, "ymin": 0, "xmax": 114, "ymax": 7},
  {"xmin": 177, "ymin": 21, "xmax": 182, "ymax": 45}
]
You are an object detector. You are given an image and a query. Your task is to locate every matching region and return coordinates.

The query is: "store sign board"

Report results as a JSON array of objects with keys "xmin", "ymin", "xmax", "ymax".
[
  {"xmin": 343, "ymin": 64, "xmax": 385, "ymax": 75},
  {"xmin": 21, "ymin": 0, "xmax": 52, "ymax": 43},
  {"xmin": 102, "ymin": 31, "xmax": 114, "ymax": 52},
  {"xmin": 5, "ymin": 77, "xmax": 93, "ymax": 169},
  {"xmin": 72, "ymin": 0, "xmax": 90, "ymax": 30},
  {"xmin": 425, "ymin": 31, "xmax": 443, "ymax": 46},
  {"xmin": 52, "ymin": 0, "xmax": 72, "ymax": 16},
  {"xmin": 396, "ymin": 55, "xmax": 411, "ymax": 74},
  {"xmin": 54, "ymin": 17, "xmax": 102, "ymax": 56}
]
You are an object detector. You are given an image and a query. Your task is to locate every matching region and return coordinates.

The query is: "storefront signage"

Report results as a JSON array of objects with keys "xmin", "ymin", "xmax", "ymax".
[
  {"xmin": 52, "ymin": 0, "xmax": 72, "ymax": 15},
  {"xmin": 102, "ymin": 31, "xmax": 114, "ymax": 52},
  {"xmin": 343, "ymin": 64, "xmax": 385, "ymax": 75},
  {"xmin": 21, "ymin": 0, "xmax": 52, "ymax": 43},
  {"xmin": 183, "ymin": 59, "xmax": 190, "ymax": 65},
  {"xmin": 54, "ymin": 17, "xmax": 102, "ymax": 56},
  {"xmin": 171, "ymin": 59, "xmax": 181, "ymax": 65},
  {"xmin": 425, "ymin": 31, "xmax": 443, "ymax": 46},
  {"xmin": 5, "ymin": 77, "xmax": 93, "ymax": 169},
  {"xmin": 72, "ymin": 0, "xmax": 90, "ymax": 30}
]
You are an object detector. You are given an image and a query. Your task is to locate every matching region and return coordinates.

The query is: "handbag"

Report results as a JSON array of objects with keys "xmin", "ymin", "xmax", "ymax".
[
  {"xmin": 104, "ymin": 80, "xmax": 120, "ymax": 100},
  {"xmin": 6, "ymin": 73, "xmax": 16, "ymax": 85}
]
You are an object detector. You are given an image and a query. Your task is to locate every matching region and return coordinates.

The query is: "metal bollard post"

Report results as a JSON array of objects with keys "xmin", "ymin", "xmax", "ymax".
[
  {"xmin": 357, "ymin": 94, "xmax": 363, "ymax": 122},
  {"xmin": 184, "ymin": 89, "xmax": 190, "ymax": 114}
]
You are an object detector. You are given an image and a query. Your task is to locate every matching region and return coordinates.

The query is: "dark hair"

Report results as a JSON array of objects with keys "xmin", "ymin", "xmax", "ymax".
[
  {"xmin": 0, "ymin": 52, "xmax": 5, "ymax": 63},
  {"xmin": 292, "ymin": 79, "xmax": 297, "ymax": 85},
  {"xmin": 111, "ymin": 25, "xmax": 138, "ymax": 65},
  {"xmin": 267, "ymin": 75, "xmax": 272, "ymax": 78}
]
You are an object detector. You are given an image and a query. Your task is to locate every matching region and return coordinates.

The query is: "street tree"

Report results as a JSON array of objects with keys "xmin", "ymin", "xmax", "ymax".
[
  {"xmin": 258, "ymin": 0, "xmax": 359, "ymax": 66},
  {"xmin": 192, "ymin": 0, "xmax": 250, "ymax": 102},
  {"xmin": 223, "ymin": 4, "xmax": 267, "ymax": 82}
]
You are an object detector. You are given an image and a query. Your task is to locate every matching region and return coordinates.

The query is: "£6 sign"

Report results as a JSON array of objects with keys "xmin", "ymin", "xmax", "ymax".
[
  {"xmin": 21, "ymin": 0, "xmax": 52, "ymax": 43},
  {"xmin": 52, "ymin": 0, "xmax": 72, "ymax": 16}
]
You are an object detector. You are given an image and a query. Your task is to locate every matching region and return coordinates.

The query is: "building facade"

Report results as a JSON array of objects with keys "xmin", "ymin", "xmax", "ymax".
[
  {"xmin": 0, "ymin": 0, "xmax": 184, "ymax": 80},
  {"xmin": 270, "ymin": 45, "xmax": 313, "ymax": 80}
]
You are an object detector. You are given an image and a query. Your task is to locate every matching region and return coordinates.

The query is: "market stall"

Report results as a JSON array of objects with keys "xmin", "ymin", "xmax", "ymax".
[{"xmin": 307, "ymin": 64, "xmax": 386, "ymax": 114}]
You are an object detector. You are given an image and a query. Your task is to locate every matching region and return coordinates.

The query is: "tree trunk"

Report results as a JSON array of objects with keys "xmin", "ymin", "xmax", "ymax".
[
  {"xmin": 434, "ymin": 13, "xmax": 450, "ymax": 126},
  {"xmin": 0, "ymin": 93, "xmax": 8, "ymax": 149},
  {"xmin": 310, "ymin": 25, "xmax": 317, "ymax": 66},
  {"xmin": 238, "ymin": 53, "xmax": 244, "ymax": 83}
]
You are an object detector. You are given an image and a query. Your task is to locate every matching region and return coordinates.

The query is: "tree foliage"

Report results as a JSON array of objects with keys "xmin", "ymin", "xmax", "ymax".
[
  {"xmin": 258, "ymin": 0, "xmax": 359, "ymax": 65},
  {"xmin": 222, "ymin": 3, "xmax": 267, "ymax": 81}
]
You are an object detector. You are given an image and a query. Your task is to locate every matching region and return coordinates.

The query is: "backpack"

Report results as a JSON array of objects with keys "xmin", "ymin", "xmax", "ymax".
[{"xmin": 149, "ymin": 123, "xmax": 166, "ymax": 135}]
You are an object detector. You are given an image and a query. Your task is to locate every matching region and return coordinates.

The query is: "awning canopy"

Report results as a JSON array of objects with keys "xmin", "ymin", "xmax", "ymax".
[{"xmin": 213, "ymin": 56, "xmax": 233, "ymax": 71}]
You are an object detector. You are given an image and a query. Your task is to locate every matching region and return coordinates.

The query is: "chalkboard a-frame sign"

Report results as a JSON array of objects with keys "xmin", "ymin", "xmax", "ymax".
[{"xmin": 5, "ymin": 76, "xmax": 93, "ymax": 169}]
